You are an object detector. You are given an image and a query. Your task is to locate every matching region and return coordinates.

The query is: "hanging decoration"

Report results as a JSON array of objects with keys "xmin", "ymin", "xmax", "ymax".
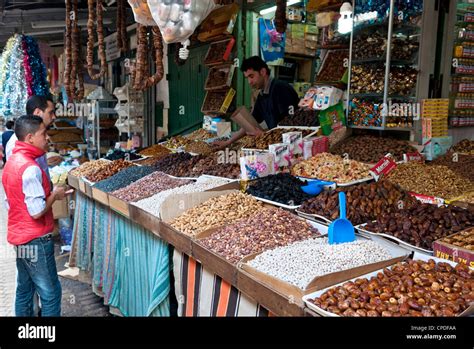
[
  {"xmin": 0, "ymin": 34, "xmax": 51, "ymax": 120},
  {"xmin": 87, "ymin": 0, "xmax": 108, "ymax": 80},
  {"xmin": 275, "ymin": 0, "xmax": 288, "ymax": 34},
  {"xmin": 117, "ymin": 0, "xmax": 128, "ymax": 53},
  {"xmin": 132, "ymin": 24, "xmax": 164, "ymax": 91}
]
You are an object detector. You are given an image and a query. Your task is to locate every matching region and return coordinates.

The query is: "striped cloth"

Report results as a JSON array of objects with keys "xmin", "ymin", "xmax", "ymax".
[
  {"xmin": 173, "ymin": 250, "xmax": 270, "ymax": 317},
  {"xmin": 70, "ymin": 192, "xmax": 170, "ymax": 316}
]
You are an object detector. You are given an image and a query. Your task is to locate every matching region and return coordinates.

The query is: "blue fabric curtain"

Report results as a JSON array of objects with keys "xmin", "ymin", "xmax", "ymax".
[{"xmin": 70, "ymin": 193, "xmax": 170, "ymax": 316}]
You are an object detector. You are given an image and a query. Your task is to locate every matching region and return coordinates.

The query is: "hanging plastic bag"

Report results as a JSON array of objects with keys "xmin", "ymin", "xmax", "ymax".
[
  {"xmin": 147, "ymin": 0, "xmax": 217, "ymax": 44},
  {"xmin": 259, "ymin": 18, "xmax": 285, "ymax": 64},
  {"xmin": 127, "ymin": 0, "xmax": 157, "ymax": 26}
]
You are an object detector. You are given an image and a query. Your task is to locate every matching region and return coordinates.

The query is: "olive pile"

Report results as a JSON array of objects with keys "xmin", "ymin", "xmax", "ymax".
[{"xmin": 245, "ymin": 173, "xmax": 312, "ymax": 206}]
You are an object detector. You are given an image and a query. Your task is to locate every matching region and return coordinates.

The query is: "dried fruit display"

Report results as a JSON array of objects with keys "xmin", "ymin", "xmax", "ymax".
[
  {"xmin": 310, "ymin": 259, "xmax": 473, "ymax": 317},
  {"xmin": 364, "ymin": 204, "xmax": 474, "ymax": 250},
  {"xmin": 386, "ymin": 162, "xmax": 474, "ymax": 200},
  {"xmin": 330, "ymin": 136, "xmax": 417, "ymax": 163},
  {"xmin": 163, "ymin": 135, "xmax": 192, "ymax": 149},
  {"xmin": 439, "ymin": 228, "xmax": 474, "ymax": 251},
  {"xmin": 69, "ymin": 159, "xmax": 109, "ymax": 177},
  {"xmin": 317, "ymin": 50, "xmax": 349, "ymax": 83},
  {"xmin": 279, "ymin": 109, "xmax": 320, "ymax": 127},
  {"xmin": 291, "ymin": 153, "xmax": 371, "ymax": 184},
  {"xmin": 248, "ymin": 238, "xmax": 392, "ymax": 289},
  {"xmin": 183, "ymin": 129, "xmax": 214, "ymax": 141},
  {"xmin": 252, "ymin": 128, "xmax": 313, "ymax": 150},
  {"xmin": 299, "ymin": 181, "xmax": 417, "ymax": 225},
  {"xmin": 138, "ymin": 144, "xmax": 171, "ymax": 158},
  {"xmin": 170, "ymin": 192, "xmax": 265, "ymax": 236},
  {"xmin": 184, "ymin": 141, "xmax": 214, "ymax": 155},
  {"xmin": 112, "ymin": 171, "xmax": 192, "ymax": 202},
  {"xmin": 85, "ymin": 159, "xmax": 134, "ymax": 182},
  {"xmin": 451, "ymin": 139, "xmax": 474, "ymax": 155},
  {"xmin": 245, "ymin": 173, "xmax": 313, "ymax": 206},
  {"xmin": 93, "ymin": 166, "xmax": 155, "ymax": 192},
  {"xmin": 430, "ymin": 152, "xmax": 474, "ymax": 183},
  {"xmin": 205, "ymin": 64, "xmax": 233, "ymax": 90},
  {"xmin": 199, "ymin": 207, "xmax": 320, "ymax": 264}
]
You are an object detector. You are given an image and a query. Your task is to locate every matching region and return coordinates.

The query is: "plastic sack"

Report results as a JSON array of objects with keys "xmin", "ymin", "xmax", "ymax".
[
  {"xmin": 147, "ymin": 0, "xmax": 217, "ymax": 44},
  {"xmin": 127, "ymin": 0, "xmax": 157, "ymax": 26}
]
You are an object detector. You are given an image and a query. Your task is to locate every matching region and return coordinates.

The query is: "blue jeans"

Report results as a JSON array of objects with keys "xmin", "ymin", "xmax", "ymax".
[{"xmin": 15, "ymin": 234, "xmax": 62, "ymax": 317}]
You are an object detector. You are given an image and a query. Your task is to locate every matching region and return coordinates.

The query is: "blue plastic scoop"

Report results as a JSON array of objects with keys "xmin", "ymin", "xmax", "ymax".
[
  {"xmin": 328, "ymin": 192, "xmax": 356, "ymax": 244},
  {"xmin": 301, "ymin": 180, "xmax": 335, "ymax": 196}
]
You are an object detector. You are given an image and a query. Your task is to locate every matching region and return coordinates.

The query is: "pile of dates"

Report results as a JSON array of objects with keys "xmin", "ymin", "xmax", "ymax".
[
  {"xmin": 310, "ymin": 259, "xmax": 473, "ymax": 317},
  {"xmin": 330, "ymin": 135, "xmax": 416, "ymax": 163},
  {"xmin": 299, "ymin": 181, "xmax": 417, "ymax": 225},
  {"xmin": 364, "ymin": 204, "xmax": 474, "ymax": 250}
]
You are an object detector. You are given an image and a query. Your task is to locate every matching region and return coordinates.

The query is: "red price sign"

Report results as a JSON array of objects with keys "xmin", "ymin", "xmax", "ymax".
[
  {"xmin": 404, "ymin": 152, "xmax": 425, "ymax": 163},
  {"xmin": 370, "ymin": 155, "xmax": 398, "ymax": 181}
]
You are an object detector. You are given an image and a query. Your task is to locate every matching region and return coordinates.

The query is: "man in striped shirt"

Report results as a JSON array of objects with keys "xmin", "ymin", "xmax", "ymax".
[{"xmin": 3, "ymin": 115, "xmax": 70, "ymax": 316}]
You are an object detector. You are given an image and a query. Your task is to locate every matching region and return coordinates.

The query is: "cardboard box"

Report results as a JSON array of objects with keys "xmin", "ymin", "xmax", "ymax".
[
  {"xmin": 433, "ymin": 229, "xmax": 474, "ymax": 268},
  {"xmin": 198, "ymin": 3, "xmax": 239, "ymax": 42}
]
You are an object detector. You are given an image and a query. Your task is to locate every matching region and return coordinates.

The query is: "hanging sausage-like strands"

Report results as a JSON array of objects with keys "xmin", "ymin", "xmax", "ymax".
[
  {"xmin": 87, "ymin": 0, "xmax": 108, "ymax": 80},
  {"xmin": 64, "ymin": 0, "xmax": 72, "ymax": 99},
  {"xmin": 275, "ymin": 0, "xmax": 288, "ymax": 34},
  {"xmin": 132, "ymin": 25, "xmax": 164, "ymax": 91},
  {"xmin": 117, "ymin": 0, "xmax": 128, "ymax": 53},
  {"xmin": 70, "ymin": 0, "xmax": 84, "ymax": 100}
]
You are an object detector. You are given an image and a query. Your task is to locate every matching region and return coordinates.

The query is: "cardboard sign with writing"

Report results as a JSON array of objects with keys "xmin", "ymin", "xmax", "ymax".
[
  {"xmin": 403, "ymin": 152, "xmax": 425, "ymax": 163},
  {"xmin": 369, "ymin": 155, "xmax": 397, "ymax": 181}
]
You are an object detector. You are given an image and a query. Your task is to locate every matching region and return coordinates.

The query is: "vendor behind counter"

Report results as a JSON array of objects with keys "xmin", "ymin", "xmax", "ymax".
[{"xmin": 214, "ymin": 56, "xmax": 299, "ymax": 148}]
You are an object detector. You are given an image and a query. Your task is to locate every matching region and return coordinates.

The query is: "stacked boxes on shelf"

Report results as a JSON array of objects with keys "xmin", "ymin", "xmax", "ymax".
[{"xmin": 422, "ymin": 99, "xmax": 449, "ymax": 138}]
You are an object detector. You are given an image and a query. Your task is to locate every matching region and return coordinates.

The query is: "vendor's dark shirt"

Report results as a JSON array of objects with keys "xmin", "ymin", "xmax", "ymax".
[{"xmin": 252, "ymin": 78, "xmax": 299, "ymax": 129}]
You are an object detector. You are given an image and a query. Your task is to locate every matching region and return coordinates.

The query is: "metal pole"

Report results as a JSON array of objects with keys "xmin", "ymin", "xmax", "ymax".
[{"xmin": 383, "ymin": 0, "xmax": 396, "ymax": 129}]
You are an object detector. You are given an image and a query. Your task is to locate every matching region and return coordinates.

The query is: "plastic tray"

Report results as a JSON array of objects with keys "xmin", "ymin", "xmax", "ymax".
[
  {"xmin": 251, "ymin": 196, "xmax": 301, "ymax": 210},
  {"xmin": 295, "ymin": 210, "xmax": 333, "ymax": 225},
  {"xmin": 355, "ymin": 223, "xmax": 433, "ymax": 255}
]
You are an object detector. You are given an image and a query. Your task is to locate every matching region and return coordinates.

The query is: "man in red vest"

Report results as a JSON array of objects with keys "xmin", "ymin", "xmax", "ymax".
[{"xmin": 3, "ymin": 115, "xmax": 71, "ymax": 316}]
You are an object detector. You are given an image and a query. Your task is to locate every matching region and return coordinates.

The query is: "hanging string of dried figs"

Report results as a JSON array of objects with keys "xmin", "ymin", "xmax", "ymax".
[
  {"xmin": 70, "ymin": 0, "xmax": 85, "ymax": 100},
  {"xmin": 133, "ymin": 25, "xmax": 164, "ymax": 90},
  {"xmin": 87, "ymin": 0, "xmax": 108, "ymax": 80},
  {"xmin": 64, "ymin": 0, "xmax": 72, "ymax": 99},
  {"xmin": 116, "ymin": 0, "xmax": 128, "ymax": 53},
  {"xmin": 275, "ymin": 0, "xmax": 288, "ymax": 34}
]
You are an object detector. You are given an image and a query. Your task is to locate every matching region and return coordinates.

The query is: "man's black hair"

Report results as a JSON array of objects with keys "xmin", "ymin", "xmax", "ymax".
[
  {"xmin": 241, "ymin": 56, "xmax": 271, "ymax": 75},
  {"xmin": 14, "ymin": 115, "xmax": 44, "ymax": 141},
  {"xmin": 26, "ymin": 95, "xmax": 54, "ymax": 115},
  {"xmin": 5, "ymin": 120, "xmax": 14, "ymax": 130}
]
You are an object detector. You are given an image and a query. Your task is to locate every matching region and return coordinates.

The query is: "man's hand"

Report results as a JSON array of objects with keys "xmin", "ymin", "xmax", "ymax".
[
  {"xmin": 246, "ymin": 128, "xmax": 264, "ymax": 137},
  {"xmin": 53, "ymin": 186, "xmax": 66, "ymax": 200},
  {"xmin": 211, "ymin": 140, "xmax": 230, "ymax": 150}
]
